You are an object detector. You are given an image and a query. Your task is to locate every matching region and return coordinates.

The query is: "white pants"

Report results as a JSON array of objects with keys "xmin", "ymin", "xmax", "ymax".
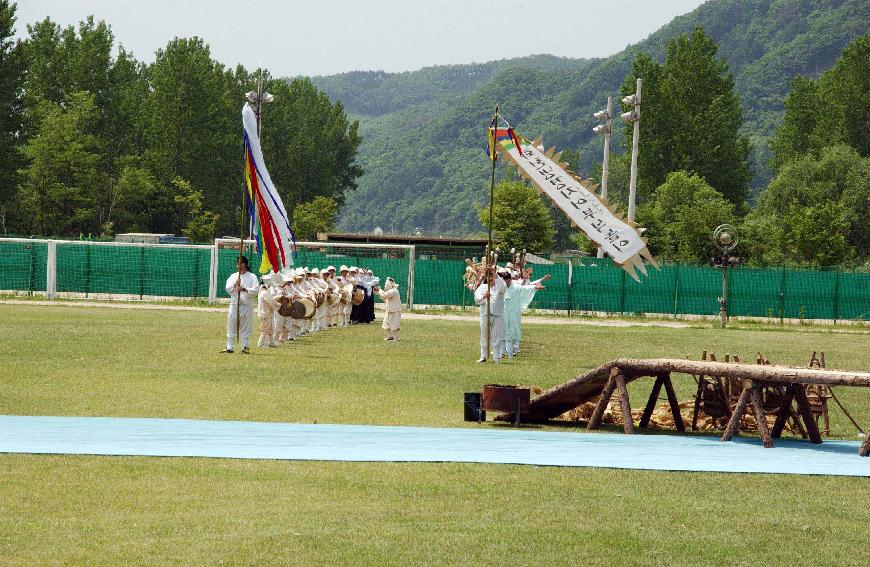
[
  {"xmin": 479, "ymin": 314, "xmax": 504, "ymax": 360},
  {"xmin": 227, "ymin": 303, "xmax": 253, "ymax": 350}
]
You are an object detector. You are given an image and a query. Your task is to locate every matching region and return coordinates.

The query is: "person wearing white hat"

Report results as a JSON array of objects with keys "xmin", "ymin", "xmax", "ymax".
[
  {"xmin": 376, "ymin": 277, "xmax": 402, "ymax": 341},
  {"xmin": 257, "ymin": 271, "xmax": 281, "ymax": 348},
  {"xmin": 473, "ymin": 267, "xmax": 507, "ymax": 363},
  {"xmin": 358, "ymin": 268, "xmax": 380, "ymax": 323},
  {"xmin": 223, "ymin": 256, "xmax": 259, "ymax": 354},
  {"xmin": 275, "ymin": 269, "xmax": 301, "ymax": 343}
]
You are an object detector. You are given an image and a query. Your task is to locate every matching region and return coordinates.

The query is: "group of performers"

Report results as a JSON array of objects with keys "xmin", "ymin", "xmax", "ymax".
[
  {"xmin": 465, "ymin": 250, "xmax": 550, "ymax": 363},
  {"xmin": 223, "ymin": 257, "xmax": 398, "ymax": 353}
]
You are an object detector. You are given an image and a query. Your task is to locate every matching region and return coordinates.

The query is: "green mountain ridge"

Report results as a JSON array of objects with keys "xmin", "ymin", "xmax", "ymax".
[{"xmin": 308, "ymin": 0, "xmax": 870, "ymax": 236}]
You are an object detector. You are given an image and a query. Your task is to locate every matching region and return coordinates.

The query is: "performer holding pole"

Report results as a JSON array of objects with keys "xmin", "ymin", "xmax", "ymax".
[{"xmin": 484, "ymin": 105, "xmax": 499, "ymax": 361}]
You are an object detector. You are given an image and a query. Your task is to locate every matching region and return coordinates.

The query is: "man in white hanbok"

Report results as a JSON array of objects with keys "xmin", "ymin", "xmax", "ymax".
[
  {"xmin": 223, "ymin": 256, "xmax": 259, "ymax": 354},
  {"xmin": 473, "ymin": 269, "xmax": 508, "ymax": 363}
]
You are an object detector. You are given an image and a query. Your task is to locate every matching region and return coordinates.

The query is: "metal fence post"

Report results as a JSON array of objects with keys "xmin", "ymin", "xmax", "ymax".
[
  {"xmin": 208, "ymin": 241, "xmax": 218, "ymax": 304},
  {"xmin": 407, "ymin": 245, "xmax": 415, "ymax": 309},
  {"xmin": 673, "ymin": 264, "xmax": 680, "ymax": 316},
  {"xmin": 779, "ymin": 269, "xmax": 786, "ymax": 323},
  {"xmin": 84, "ymin": 243, "xmax": 91, "ymax": 298},
  {"xmin": 46, "ymin": 241, "xmax": 56, "ymax": 299},
  {"xmin": 833, "ymin": 269, "xmax": 840, "ymax": 325}
]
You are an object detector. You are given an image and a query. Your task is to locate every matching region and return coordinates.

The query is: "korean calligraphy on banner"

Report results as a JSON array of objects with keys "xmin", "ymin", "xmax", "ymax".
[{"xmin": 497, "ymin": 134, "xmax": 656, "ymax": 280}]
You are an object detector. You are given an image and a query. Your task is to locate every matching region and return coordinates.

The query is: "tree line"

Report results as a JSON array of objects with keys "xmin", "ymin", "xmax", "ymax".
[{"xmin": 0, "ymin": 1, "xmax": 359, "ymax": 242}]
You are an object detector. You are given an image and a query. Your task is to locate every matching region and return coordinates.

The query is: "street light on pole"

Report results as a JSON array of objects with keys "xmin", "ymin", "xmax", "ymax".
[
  {"xmin": 621, "ymin": 78, "xmax": 642, "ymax": 222},
  {"xmin": 711, "ymin": 224, "xmax": 739, "ymax": 329},
  {"xmin": 592, "ymin": 96, "xmax": 613, "ymax": 258}
]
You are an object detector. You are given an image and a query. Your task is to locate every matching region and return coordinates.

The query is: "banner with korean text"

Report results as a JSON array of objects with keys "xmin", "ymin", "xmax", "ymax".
[{"xmin": 496, "ymin": 134, "xmax": 656, "ymax": 280}]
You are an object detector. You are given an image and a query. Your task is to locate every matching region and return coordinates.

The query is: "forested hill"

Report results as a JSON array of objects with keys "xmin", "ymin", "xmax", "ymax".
[{"xmin": 308, "ymin": 0, "xmax": 870, "ymax": 236}]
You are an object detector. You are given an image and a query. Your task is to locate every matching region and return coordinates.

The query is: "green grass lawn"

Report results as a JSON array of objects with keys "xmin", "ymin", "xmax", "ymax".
[{"xmin": 2, "ymin": 303, "xmax": 870, "ymax": 565}]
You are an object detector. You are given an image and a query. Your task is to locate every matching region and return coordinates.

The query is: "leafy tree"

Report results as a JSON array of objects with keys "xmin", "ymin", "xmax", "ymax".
[
  {"xmin": 771, "ymin": 36, "xmax": 870, "ymax": 168},
  {"xmin": 173, "ymin": 177, "xmax": 218, "ymax": 243},
  {"xmin": 0, "ymin": 0, "xmax": 23, "ymax": 233},
  {"xmin": 477, "ymin": 181, "xmax": 554, "ymax": 253},
  {"xmin": 111, "ymin": 165, "xmax": 174, "ymax": 233},
  {"xmin": 815, "ymin": 36, "xmax": 870, "ymax": 157},
  {"xmin": 292, "ymin": 196, "xmax": 338, "ymax": 241},
  {"xmin": 769, "ymin": 76, "xmax": 819, "ymax": 169},
  {"xmin": 17, "ymin": 91, "xmax": 104, "ymax": 236},
  {"xmin": 144, "ymin": 37, "xmax": 239, "ymax": 234},
  {"xmin": 262, "ymin": 77, "xmax": 362, "ymax": 210},
  {"xmin": 620, "ymin": 27, "xmax": 751, "ymax": 206},
  {"xmin": 781, "ymin": 202, "xmax": 853, "ymax": 267},
  {"xmin": 749, "ymin": 144, "xmax": 870, "ymax": 264},
  {"xmin": 640, "ymin": 170, "xmax": 735, "ymax": 263}
]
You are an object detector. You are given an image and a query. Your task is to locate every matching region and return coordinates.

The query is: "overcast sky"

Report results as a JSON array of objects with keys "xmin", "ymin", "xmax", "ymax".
[{"xmin": 15, "ymin": 0, "xmax": 706, "ymax": 77}]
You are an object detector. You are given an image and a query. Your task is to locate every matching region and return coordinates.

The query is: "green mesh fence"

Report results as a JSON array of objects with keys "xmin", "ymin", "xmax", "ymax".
[
  {"xmin": 0, "ymin": 240, "xmax": 47, "ymax": 292},
  {"xmin": 3, "ymin": 238, "xmax": 870, "ymax": 321},
  {"xmin": 55, "ymin": 243, "xmax": 211, "ymax": 298}
]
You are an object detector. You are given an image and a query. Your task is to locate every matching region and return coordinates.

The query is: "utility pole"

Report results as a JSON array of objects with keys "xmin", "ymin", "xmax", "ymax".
[
  {"xmin": 621, "ymin": 78, "xmax": 642, "ymax": 221},
  {"xmin": 593, "ymin": 96, "xmax": 613, "ymax": 258}
]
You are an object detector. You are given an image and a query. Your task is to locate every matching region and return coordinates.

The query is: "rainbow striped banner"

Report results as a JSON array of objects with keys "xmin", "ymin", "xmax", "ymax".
[{"xmin": 242, "ymin": 104, "xmax": 295, "ymax": 273}]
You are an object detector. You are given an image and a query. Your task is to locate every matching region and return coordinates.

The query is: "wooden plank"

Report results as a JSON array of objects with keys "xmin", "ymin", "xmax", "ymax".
[
  {"xmin": 750, "ymin": 385, "xmax": 774, "ymax": 448},
  {"xmin": 721, "ymin": 385, "xmax": 751, "ymax": 442},
  {"xmin": 662, "ymin": 373, "xmax": 686, "ymax": 432},
  {"xmin": 615, "ymin": 373, "xmax": 634, "ymax": 434},
  {"xmin": 793, "ymin": 384, "xmax": 823, "ymax": 444},
  {"xmin": 639, "ymin": 375, "xmax": 664, "ymax": 429}
]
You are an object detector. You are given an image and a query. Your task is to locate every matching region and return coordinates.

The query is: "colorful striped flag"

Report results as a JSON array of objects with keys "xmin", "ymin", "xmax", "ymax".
[{"xmin": 242, "ymin": 104, "xmax": 295, "ymax": 273}]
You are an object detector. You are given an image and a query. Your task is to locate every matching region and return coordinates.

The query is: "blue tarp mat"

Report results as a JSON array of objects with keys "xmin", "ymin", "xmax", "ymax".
[{"xmin": 1, "ymin": 415, "xmax": 867, "ymax": 476}]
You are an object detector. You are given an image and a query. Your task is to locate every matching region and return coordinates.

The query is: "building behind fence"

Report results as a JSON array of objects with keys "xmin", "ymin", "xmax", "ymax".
[{"xmin": 2, "ymin": 238, "xmax": 870, "ymax": 322}]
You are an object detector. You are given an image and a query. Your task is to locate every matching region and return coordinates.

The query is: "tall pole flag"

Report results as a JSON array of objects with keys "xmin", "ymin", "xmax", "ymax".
[{"xmin": 242, "ymin": 103, "xmax": 296, "ymax": 273}]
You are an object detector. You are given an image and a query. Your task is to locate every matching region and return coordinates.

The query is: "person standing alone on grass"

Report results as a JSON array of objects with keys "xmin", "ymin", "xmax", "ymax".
[
  {"xmin": 376, "ymin": 277, "xmax": 402, "ymax": 341},
  {"xmin": 223, "ymin": 256, "xmax": 259, "ymax": 354}
]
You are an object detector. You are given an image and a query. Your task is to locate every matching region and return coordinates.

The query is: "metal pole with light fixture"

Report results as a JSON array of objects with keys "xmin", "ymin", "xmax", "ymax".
[
  {"xmin": 592, "ymin": 96, "xmax": 613, "ymax": 258},
  {"xmin": 621, "ymin": 78, "xmax": 642, "ymax": 221},
  {"xmin": 711, "ymin": 224, "xmax": 739, "ymax": 329}
]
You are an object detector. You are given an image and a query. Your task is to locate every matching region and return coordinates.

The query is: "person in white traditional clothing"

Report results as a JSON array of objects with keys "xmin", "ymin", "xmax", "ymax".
[
  {"xmin": 256, "ymin": 271, "xmax": 281, "ymax": 348},
  {"xmin": 223, "ymin": 256, "xmax": 259, "ymax": 354},
  {"xmin": 501, "ymin": 272, "xmax": 550, "ymax": 358},
  {"xmin": 339, "ymin": 265, "xmax": 352, "ymax": 326},
  {"xmin": 292, "ymin": 268, "xmax": 308, "ymax": 336},
  {"xmin": 375, "ymin": 277, "xmax": 402, "ymax": 341},
  {"xmin": 473, "ymin": 268, "xmax": 508, "ymax": 363},
  {"xmin": 275, "ymin": 269, "xmax": 300, "ymax": 343}
]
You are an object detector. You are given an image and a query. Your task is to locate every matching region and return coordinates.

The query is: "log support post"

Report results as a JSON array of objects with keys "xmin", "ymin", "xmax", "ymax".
[
  {"xmin": 614, "ymin": 373, "xmax": 634, "ymax": 434},
  {"xmin": 771, "ymin": 385, "xmax": 795, "ymax": 439},
  {"xmin": 721, "ymin": 382, "xmax": 752, "ymax": 442},
  {"xmin": 793, "ymin": 384, "xmax": 823, "ymax": 444},
  {"xmin": 640, "ymin": 373, "xmax": 684, "ymax": 433},
  {"xmin": 587, "ymin": 369, "xmax": 618, "ymax": 431},
  {"xmin": 750, "ymin": 383, "xmax": 773, "ymax": 448},
  {"xmin": 639, "ymin": 375, "xmax": 664, "ymax": 429}
]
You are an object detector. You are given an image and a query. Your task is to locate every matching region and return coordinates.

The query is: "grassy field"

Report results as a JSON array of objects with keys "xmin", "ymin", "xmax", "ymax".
[{"xmin": 2, "ymin": 303, "xmax": 870, "ymax": 565}]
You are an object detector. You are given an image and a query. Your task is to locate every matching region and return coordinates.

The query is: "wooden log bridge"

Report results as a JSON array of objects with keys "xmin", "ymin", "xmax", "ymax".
[{"xmin": 497, "ymin": 358, "xmax": 870, "ymax": 456}]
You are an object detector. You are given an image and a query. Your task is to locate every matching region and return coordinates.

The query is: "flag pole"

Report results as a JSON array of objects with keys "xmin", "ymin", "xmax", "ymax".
[
  {"xmin": 486, "ymin": 105, "xmax": 499, "ymax": 361},
  {"xmin": 235, "ymin": 68, "xmax": 264, "ymax": 349}
]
